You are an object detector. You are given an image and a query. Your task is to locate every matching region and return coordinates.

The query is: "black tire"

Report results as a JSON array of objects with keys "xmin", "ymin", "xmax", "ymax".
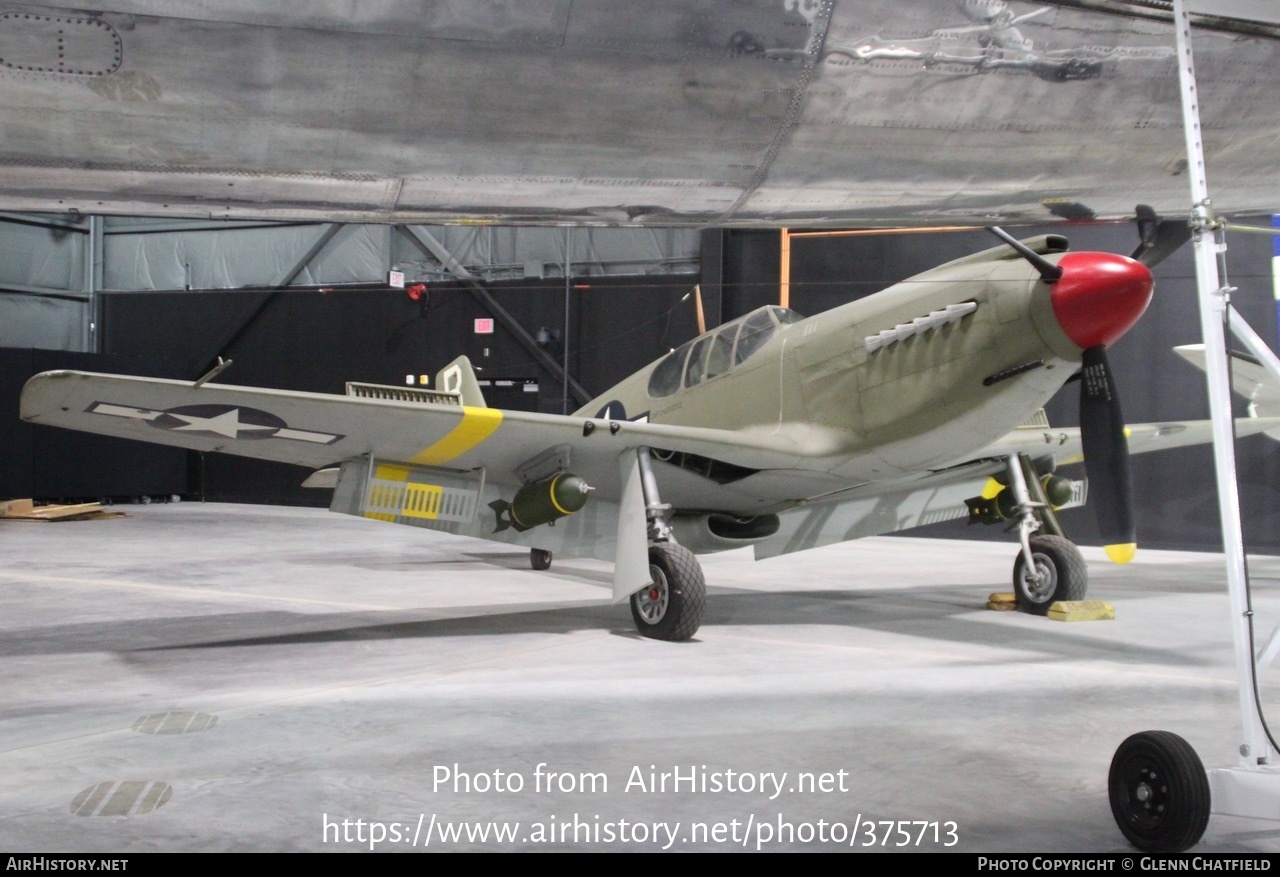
[
  {"xmin": 1109, "ymin": 730, "xmax": 1211, "ymax": 853},
  {"xmin": 530, "ymin": 548, "xmax": 552, "ymax": 571},
  {"xmin": 629, "ymin": 543, "xmax": 706, "ymax": 641},
  {"xmin": 1011, "ymin": 534, "xmax": 1088, "ymax": 615}
]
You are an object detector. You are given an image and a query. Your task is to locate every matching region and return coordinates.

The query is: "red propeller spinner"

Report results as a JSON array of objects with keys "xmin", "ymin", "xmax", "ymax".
[{"xmin": 1049, "ymin": 252, "xmax": 1154, "ymax": 350}]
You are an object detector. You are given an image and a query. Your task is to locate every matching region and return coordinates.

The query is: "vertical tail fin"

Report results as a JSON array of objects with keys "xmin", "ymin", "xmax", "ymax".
[{"xmin": 435, "ymin": 356, "xmax": 487, "ymax": 408}]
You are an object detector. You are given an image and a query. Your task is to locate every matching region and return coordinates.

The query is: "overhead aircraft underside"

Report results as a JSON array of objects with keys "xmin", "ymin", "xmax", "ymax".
[{"xmin": 0, "ymin": 0, "xmax": 1275, "ymax": 226}]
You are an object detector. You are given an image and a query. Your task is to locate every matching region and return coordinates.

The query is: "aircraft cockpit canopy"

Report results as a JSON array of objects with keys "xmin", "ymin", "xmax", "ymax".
[{"xmin": 647, "ymin": 305, "xmax": 803, "ymax": 398}]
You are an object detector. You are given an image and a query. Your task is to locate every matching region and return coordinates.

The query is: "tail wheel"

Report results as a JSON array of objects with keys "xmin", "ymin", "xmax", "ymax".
[
  {"xmin": 1012, "ymin": 534, "xmax": 1088, "ymax": 615},
  {"xmin": 1109, "ymin": 730, "xmax": 1210, "ymax": 852},
  {"xmin": 630, "ymin": 543, "xmax": 705, "ymax": 641},
  {"xmin": 530, "ymin": 548, "xmax": 552, "ymax": 571}
]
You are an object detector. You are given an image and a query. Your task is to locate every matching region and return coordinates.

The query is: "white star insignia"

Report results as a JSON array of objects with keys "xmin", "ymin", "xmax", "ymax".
[{"xmin": 168, "ymin": 409, "xmax": 275, "ymax": 439}]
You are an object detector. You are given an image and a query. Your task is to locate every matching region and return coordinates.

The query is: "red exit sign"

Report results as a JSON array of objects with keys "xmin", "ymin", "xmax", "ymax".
[{"xmin": 474, "ymin": 318, "xmax": 495, "ymax": 335}]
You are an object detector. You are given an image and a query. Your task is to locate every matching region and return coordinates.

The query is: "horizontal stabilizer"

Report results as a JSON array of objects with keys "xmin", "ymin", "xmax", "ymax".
[
  {"xmin": 301, "ymin": 467, "xmax": 340, "ymax": 489},
  {"xmin": 1175, "ymin": 344, "xmax": 1280, "ymax": 438}
]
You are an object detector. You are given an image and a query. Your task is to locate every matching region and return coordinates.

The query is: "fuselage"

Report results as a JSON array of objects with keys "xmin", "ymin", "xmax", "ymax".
[{"xmin": 576, "ymin": 235, "xmax": 1152, "ymax": 515}]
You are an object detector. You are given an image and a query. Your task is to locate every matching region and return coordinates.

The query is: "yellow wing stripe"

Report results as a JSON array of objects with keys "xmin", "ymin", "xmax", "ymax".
[{"xmin": 408, "ymin": 407, "xmax": 503, "ymax": 466}]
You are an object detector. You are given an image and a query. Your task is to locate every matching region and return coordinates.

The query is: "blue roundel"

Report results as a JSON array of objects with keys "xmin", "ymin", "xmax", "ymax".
[{"xmin": 595, "ymin": 400, "xmax": 627, "ymax": 420}]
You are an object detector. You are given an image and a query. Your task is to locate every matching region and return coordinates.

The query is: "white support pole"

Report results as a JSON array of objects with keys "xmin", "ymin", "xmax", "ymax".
[
  {"xmin": 1171, "ymin": 0, "xmax": 1280, "ymax": 818},
  {"xmin": 1173, "ymin": 0, "xmax": 1268, "ymax": 766}
]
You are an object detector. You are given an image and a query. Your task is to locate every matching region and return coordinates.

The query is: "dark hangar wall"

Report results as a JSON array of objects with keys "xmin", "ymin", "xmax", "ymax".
[
  {"xmin": 1, "ymin": 275, "xmax": 699, "ymax": 506},
  {"xmin": 1, "ymin": 348, "xmax": 189, "ymax": 501},
  {"xmin": 96, "ymin": 275, "xmax": 698, "ymax": 505}
]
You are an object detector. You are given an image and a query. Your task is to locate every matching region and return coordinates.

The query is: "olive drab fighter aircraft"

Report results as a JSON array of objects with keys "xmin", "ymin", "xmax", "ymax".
[{"xmin": 20, "ymin": 226, "xmax": 1280, "ymax": 641}]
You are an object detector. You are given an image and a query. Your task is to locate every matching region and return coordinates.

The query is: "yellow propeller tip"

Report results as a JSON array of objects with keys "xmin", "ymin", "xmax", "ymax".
[{"xmin": 1105, "ymin": 543, "xmax": 1137, "ymax": 564}]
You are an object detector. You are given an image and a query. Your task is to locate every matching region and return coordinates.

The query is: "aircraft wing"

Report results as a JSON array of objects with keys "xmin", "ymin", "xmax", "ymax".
[
  {"xmin": 19, "ymin": 370, "xmax": 808, "ymax": 482},
  {"xmin": 20, "ymin": 369, "xmax": 812, "ymax": 601},
  {"xmin": 967, "ymin": 416, "xmax": 1280, "ymax": 468},
  {"xmin": 752, "ymin": 414, "xmax": 1280, "ymax": 561}
]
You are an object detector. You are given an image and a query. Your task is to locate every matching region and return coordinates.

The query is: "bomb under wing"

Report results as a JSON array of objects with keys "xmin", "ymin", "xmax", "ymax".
[{"xmin": 490, "ymin": 474, "xmax": 592, "ymax": 533}]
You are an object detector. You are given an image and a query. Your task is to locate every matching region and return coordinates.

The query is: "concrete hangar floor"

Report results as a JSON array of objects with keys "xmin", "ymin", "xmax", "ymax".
[{"xmin": 3, "ymin": 501, "xmax": 1279, "ymax": 854}]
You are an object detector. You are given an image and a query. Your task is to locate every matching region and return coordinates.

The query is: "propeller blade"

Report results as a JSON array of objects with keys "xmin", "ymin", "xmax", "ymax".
[
  {"xmin": 1079, "ymin": 346, "xmax": 1137, "ymax": 563},
  {"xmin": 1128, "ymin": 203, "xmax": 1191, "ymax": 268},
  {"xmin": 988, "ymin": 226, "xmax": 1063, "ymax": 282}
]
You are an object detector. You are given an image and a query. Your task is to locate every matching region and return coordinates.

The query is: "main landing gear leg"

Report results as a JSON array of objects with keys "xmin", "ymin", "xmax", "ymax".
[
  {"xmin": 1006, "ymin": 453, "xmax": 1088, "ymax": 615},
  {"xmin": 628, "ymin": 447, "xmax": 705, "ymax": 641}
]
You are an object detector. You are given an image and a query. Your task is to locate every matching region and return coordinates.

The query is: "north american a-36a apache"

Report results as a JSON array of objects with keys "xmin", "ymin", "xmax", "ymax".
[{"xmin": 21, "ymin": 222, "xmax": 1280, "ymax": 641}]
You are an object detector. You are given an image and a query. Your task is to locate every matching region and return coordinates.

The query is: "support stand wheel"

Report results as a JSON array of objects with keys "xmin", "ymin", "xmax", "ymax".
[
  {"xmin": 1109, "ymin": 730, "xmax": 1211, "ymax": 852},
  {"xmin": 530, "ymin": 548, "xmax": 552, "ymax": 571}
]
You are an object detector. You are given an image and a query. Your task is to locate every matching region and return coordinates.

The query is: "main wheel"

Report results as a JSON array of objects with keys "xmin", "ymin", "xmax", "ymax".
[
  {"xmin": 1109, "ymin": 730, "xmax": 1210, "ymax": 852},
  {"xmin": 530, "ymin": 548, "xmax": 552, "ymax": 571},
  {"xmin": 629, "ymin": 543, "xmax": 706, "ymax": 641},
  {"xmin": 1011, "ymin": 534, "xmax": 1088, "ymax": 615}
]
